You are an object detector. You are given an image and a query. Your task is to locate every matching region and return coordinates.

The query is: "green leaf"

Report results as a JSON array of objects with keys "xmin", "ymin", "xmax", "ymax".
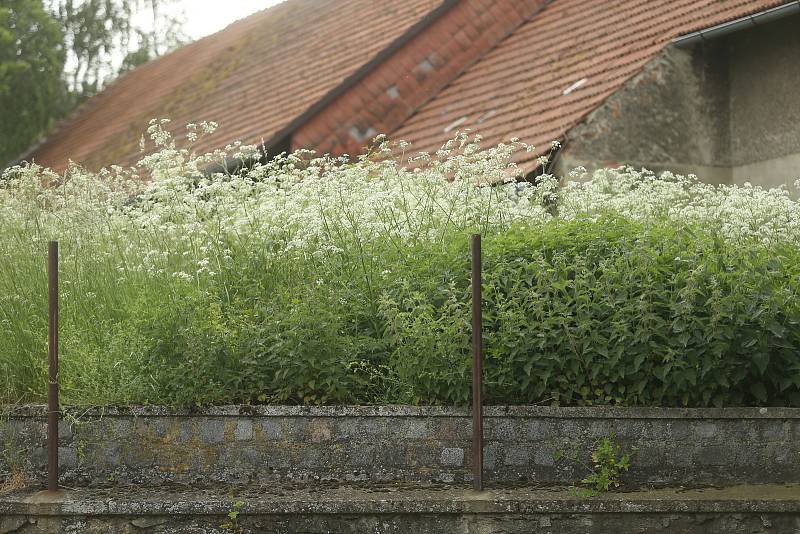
[
  {"xmin": 767, "ymin": 320, "xmax": 786, "ymax": 338},
  {"xmin": 752, "ymin": 353, "xmax": 770, "ymax": 375}
]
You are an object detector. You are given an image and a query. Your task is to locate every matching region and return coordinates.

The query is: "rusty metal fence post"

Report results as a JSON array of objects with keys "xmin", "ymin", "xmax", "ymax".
[
  {"xmin": 471, "ymin": 234, "xmax": 483, "ymax": 491},
  {"xmin": 47, "ymin": 241, "xmax": 59, "ymax": 492}
]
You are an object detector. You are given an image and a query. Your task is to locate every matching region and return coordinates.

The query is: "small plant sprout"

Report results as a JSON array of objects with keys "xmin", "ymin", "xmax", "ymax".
[
  {"xmin": 220, "ymin": 499, "xmax": 244, "ymax": 532},
  {"xmin": 580, "ymin": 437, "xmax": 631, "ymax": 496}
]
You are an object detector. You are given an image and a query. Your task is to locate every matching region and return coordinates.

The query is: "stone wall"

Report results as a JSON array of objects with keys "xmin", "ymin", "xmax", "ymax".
[{"xmin": 2, "ymin": 406, "xmax": 799, "ymax": 488}]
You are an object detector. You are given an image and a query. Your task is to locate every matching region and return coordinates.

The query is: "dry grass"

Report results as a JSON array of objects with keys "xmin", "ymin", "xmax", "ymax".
[{"xmin": 0, "ymin": 470, "xmax": 27, "ymax": 496}]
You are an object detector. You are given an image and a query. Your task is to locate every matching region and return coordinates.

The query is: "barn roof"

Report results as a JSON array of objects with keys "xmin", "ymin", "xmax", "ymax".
[{"xmin": 23, "ymin": 0, "xmax": 791, "ymax": 173}]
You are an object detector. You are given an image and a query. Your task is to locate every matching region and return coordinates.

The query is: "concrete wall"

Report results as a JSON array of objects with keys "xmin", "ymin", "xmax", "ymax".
[
  {"xmin": 555, "ymin": 14, "xmax": 800, "ymax": 188},
  {"xmin": 3, "ymin": 405, "xmax": 800, "ymax": 488}
]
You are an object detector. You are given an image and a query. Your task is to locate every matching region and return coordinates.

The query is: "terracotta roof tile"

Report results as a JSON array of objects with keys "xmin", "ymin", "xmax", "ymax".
[
  {"xmin": 28, "ymin": 0, "xmax": 443, "ymax": 171},
  {"xmin": 25, "ymin": 0, "xmax": 792, "ymax": 173},
  {"xmin": 391, "ymin": 0, "xmax": 790, "ymax": 171}
]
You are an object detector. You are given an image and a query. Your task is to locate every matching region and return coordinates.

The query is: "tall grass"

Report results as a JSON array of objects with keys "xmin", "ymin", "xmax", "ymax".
[{"xmin": 1, "ymin": 120, "xmax": 799, "ymax": 407}]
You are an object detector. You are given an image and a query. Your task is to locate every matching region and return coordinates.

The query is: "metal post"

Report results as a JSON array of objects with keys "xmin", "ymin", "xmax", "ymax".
[
  {"xmin": 471, "ymin": 234, "xmax": 483, "ymax": 491},
  {"xmin": 47, "ymin": 241, "xmax": 59, "ymax": 492}
]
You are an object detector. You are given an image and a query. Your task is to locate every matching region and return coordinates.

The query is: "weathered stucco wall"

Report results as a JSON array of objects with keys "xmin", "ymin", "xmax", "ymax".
[
  {"xmin": 555, "ymin": 14, "xmax": 800, "ymax": 187},
  {"xmin": 555, "ymin": 43, "xmax": 732, "ymax": 184},
  {"xmin": 3, "ymin": 406, "xmax": 799, "ymax": 488},
  {"xmin": 729, "ymin": 15, "xmax": 800, "ymax": 187}
]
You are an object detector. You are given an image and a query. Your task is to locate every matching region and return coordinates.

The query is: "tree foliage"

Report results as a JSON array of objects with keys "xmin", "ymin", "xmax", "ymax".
[
  {"xmin": 0, "ymin": 0, "xmax": 66, "ymax": 166},
  {"xmin": 0, "ymin": 0, "xmax": 185, "ymax": 167},
  {"xmin": 53, "ymin": 0, "xmax": 185, "ymax": 102}
]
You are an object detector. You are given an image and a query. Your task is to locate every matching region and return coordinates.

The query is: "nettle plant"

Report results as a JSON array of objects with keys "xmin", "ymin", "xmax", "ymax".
[{"xmin": 1, "ymin": 118, "xmax": 800, "ymax": 407}]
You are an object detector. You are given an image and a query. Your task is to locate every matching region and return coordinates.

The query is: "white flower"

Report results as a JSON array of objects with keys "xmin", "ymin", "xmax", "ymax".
[
  {"xmin": 2, "ymin": 121, "xmax": 798, "ymax": 310},
  {"xmin": 200, "ymin": 121, "xmax": 218, "ymax": 134}
]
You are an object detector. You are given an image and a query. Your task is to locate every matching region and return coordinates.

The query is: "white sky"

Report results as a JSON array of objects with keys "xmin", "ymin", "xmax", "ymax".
[{"xmin": 175, "ymin": 0, "xmax": 285, "ymax": 39}]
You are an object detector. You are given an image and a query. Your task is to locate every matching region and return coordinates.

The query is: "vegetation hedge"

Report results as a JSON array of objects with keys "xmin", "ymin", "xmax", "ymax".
[{"xmin": 1, "ymin": 122, "xmax": 799, "ymax": 407}]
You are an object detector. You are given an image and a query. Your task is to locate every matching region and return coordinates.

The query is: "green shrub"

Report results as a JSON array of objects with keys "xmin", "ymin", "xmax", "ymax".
[
  {"xmin": 2, "ymin": 123, "xmax": 800, "ymax": 407},
  {"xmin": 491, "ymin": 218, "xmax": 800, "ymax": 406}
]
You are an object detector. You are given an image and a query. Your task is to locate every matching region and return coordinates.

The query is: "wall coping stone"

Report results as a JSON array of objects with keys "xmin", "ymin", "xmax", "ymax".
[
  {"xmin": 3, "ymin": 484, "xmax": 800, "ymax": 516},
  {"xmin": 4, "ymin": 404, "xmax": 800, "ymax": 419}
]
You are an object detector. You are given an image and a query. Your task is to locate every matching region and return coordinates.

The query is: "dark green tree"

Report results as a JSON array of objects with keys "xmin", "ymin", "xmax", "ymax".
[
  {"xmin": 0, "ymin": 1, "xmax": 66, "ymax": 166},
  {"xmin": 54, "ymin": 0, "xmax": 186, "ymax": 105},
  {"xmin": 0, "ymin": 0, "xmax": 185, "ymax": 167}
]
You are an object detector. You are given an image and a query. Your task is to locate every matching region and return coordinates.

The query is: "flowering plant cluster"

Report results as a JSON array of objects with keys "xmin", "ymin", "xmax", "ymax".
[{"xmin": 1, "ymin": 120, "xmax": 799, "ymax": 407}]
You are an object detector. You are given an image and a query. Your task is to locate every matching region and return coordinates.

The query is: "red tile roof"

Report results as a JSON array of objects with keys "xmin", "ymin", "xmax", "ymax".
[
  {"xmin": 24, "ymin": 0, "xmax": 791, "ymax": 173},
  {"xmin": 391, "ymin": 0, "xmax": 789, "ymax": 172},
  {"xmin": 27, "ymin": 0, "xmax": 443, "ymax": 171}
]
